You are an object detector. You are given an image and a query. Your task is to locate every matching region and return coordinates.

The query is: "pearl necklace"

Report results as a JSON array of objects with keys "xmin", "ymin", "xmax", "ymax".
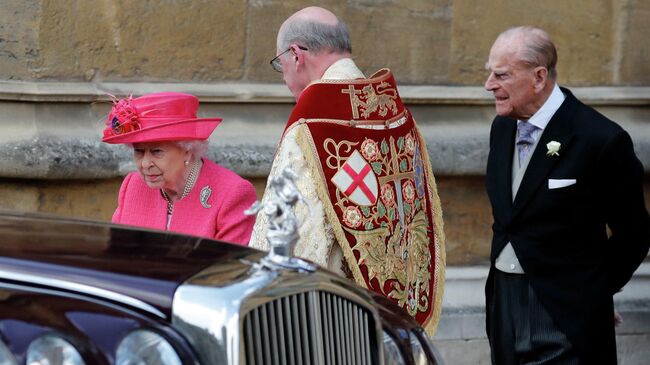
[{"xmin": 161, "ymin": 159, "xmax": 201, "ymax": 215}]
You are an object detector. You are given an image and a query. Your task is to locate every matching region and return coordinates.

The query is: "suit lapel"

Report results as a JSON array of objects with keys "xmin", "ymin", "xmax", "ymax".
[
  {"xmin": 489, "ymin": 118, "xmax": 517, "ymax": 224},
  {"xmin": 511, "ymin": 89, "xmax": 578, "ymax": 218}
]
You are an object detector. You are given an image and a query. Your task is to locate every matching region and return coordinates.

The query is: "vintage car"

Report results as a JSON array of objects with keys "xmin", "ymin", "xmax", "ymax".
[{"xmin": 0, "ymin": 208, "xmax": 442, "ymax": 365}]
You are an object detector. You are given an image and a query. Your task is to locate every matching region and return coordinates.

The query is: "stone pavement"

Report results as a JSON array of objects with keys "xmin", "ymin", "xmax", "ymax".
[{"xmin": 433, "ymin": 261, "xmax": 650, "ymax": 365}]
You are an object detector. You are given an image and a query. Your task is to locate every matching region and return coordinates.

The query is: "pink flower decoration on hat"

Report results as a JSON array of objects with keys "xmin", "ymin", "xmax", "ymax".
[{"xmin": 105, "ymin": 96, "xmax": 141, "ymax": 137}]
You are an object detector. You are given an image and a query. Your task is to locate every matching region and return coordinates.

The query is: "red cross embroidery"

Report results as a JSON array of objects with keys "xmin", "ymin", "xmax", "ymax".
[{"xmin": 343, "ymin": 164, "xmax": 376, "ymax": 203}]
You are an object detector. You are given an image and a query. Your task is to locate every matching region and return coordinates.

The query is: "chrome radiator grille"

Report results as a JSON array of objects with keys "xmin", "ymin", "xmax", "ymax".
[{"xmin": 243, "ymin": 290, "xmax": 378, "ymax": 365}]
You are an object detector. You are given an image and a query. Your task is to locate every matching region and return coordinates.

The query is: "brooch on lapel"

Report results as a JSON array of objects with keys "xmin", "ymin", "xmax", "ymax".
[
  {"xmin": 546, "ymin": 141, "xmax": 561, "ymax": 156},
  {"xmin": 200, "ymin": 186, "xmax": 212, "ymax": 209}
]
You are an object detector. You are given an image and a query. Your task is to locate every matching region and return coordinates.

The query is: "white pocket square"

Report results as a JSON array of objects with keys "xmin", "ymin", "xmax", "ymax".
[{"xmin": 548, "ymin": 179, "xmax": 576, "ymax": 189}]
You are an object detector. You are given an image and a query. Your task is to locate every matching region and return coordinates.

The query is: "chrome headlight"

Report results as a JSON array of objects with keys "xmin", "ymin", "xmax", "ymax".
[
  {"xmin": 382, "ymin": 331, "xmax": 406, "ymax": 365},
  {"xmin": 26, "ymin": 335, "xmax": 85, "ymax": 365},
  {"xmin": 116, "ymin": 330, "xmax": 181, "ymax": 365},
  {"xmin": 410, "ymin": 331, "xmax": 429, "ymax": 365},
  {"xmin": 411, "ymin": 329, "xmax": 444, "ymax": 365},
  {"xmin": 0, "ymin": 340, "xmax": 17, "ymax": 365}
]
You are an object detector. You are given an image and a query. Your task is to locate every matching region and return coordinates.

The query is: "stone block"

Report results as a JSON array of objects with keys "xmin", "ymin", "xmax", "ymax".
[
  {"xmin": 433, "ymin": 338, "xmax": 491, "ymax": 365},
  {"xmin": 37, "ymin": 178, "xmax": 121, "ymax": 221},
  {"xmin": 0, "ymin": 178, "xmax": 121, "ymax": 221},
  {"xmin": 250, "ymin": 177, "xmax": 267, "ymax": 202},
  {"xmin": 449, "ymin": 0, "xmax": 616, "ymax": 86},
  {"xmin": 347, "ymin": 0, "xmax": 452, "ymax": 84},
  {"xmin": 435, "ymin": 311, "xmax": 485, "ymax": 341},
  {"xmin": 243, "ymin": 1, "xmax": 298, "ymax": 82},
  {"xmin": 36, "ymin": 0, "xmax": 246, "ymax": 81},
  {"xmin": 0, "ymin": 1, "xmax": 40, "ymax": 81},
  {"xmin": 616, "ymin": 334, "xmax": 650, "ymax": 365},
  {"xmin": 615, "ymin": 311, "xmax": 650, "ymax": 336},
  {"xmin": 616, "ymin": 0, "xmax": 650, "ymax": 85},
  {"xmin": 0, "ymin": 181, "xmax": 39, "ymax": 212},
  {"xmin": 436, "ymin": 176, "xmax": 492, "ymax": 265},
  {"xmin": 245, "ymin": 0, "xmax": 452, "ymax": 83},
  {"xmin": 0, "ymin": 101, "xmax": 40, "ymax": 142}
]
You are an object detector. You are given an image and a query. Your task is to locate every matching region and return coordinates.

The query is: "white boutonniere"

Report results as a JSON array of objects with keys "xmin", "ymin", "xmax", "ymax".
[{"xmin": 546, "ymin": 141, "xmax": 561, "ymax": 156}]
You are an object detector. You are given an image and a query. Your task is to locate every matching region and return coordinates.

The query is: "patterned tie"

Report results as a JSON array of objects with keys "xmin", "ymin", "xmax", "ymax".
[{"xmin": 516, "ymin": 122, "xmax": 538, "ymax": 167}]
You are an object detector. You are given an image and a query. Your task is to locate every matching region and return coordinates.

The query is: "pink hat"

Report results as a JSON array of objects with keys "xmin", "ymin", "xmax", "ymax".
[{"xmin": 102, "ymin": 92, "xmax": 221, "ymax": 144}]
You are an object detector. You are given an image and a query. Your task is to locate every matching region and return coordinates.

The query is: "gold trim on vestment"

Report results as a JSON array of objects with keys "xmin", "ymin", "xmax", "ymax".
[{"xmin": 415, "ymin": 119, "xmax": 446, "ymax": 336}]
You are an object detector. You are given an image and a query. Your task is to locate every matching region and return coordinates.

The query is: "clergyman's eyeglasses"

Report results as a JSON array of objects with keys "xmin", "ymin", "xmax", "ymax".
[{"xmin": 270, "ymin": 45, "xmax": 308, "ymax": 72}]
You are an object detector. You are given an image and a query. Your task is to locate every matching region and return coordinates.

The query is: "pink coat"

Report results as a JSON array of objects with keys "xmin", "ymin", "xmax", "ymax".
[{"xmin": 112, "ymin": 158, "xmax": 257, "ymax": 245}]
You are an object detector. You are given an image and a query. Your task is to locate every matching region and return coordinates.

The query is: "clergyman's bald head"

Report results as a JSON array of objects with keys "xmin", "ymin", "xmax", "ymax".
[{"xmin": 277, "ymin": 6, "xmax": 351, "ymax": 54}]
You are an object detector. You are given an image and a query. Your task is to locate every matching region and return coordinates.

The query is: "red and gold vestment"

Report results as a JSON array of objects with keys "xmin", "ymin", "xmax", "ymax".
[{"xmin": 251, "ymin": 65, "xmax": 445, "ymax": 335}]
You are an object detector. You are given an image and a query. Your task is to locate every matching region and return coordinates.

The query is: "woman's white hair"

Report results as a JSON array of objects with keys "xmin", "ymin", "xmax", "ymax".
[
  {"xmin": 126, "ymin": 140, "xmax": 209, "ymax": 160},
  {"xmin": 175, "ymin": 140, "xmax": 209, "ymax": 160}
]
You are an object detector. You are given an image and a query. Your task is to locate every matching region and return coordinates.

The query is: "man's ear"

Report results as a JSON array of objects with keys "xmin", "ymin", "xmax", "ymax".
[
  {"xmin": 291, "ymin": 44, "xmax": 305, "ymax": 70},
  {"xmin": 533, "ymin": 66, "xmax": 548, "ymax": 92}
]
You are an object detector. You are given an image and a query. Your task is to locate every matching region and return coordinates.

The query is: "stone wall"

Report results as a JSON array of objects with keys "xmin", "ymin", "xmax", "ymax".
[
  {"xmin": 1, "ymin": 1, "xmax": 649, "ymax": 265},
  {"xmin": 1, "ymin": 0, "xmax": 649, "ymax": 85}
]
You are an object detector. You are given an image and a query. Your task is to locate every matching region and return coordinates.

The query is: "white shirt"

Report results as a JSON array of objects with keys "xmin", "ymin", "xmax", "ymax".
[
  {"xmin": 496, "ymin": 83, "xmax": 566, "ymax": 274},
  {"xmin": 517, "ymin": 83, "xmax": 566, "ymax": 144}
]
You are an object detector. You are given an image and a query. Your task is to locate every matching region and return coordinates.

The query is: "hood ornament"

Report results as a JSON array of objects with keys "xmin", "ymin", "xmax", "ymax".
[{"xmin": 245, "ymin": 168, "xmax": 314, "ymax": 271}]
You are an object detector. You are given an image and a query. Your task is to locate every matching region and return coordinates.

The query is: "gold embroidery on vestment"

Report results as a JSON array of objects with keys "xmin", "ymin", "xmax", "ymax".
[
  {"xmin": 322, "ymin": 129, "xmax": 433, "ymax": 316},
  {"xmin": 323, "ymin": 138, "xmax": 358, "ymax": 170},
  {"xmin": 341, "ymin": 82, "xmax": 398, "ymax": 119},
  {"xmin": 295, "ymin": 114, "xmax": 445, "ymax": 338}
]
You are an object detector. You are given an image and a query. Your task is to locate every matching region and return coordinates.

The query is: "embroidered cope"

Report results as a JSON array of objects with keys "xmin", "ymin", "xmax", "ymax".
[{"xmin": 250, "ymin": 64, "xmax": 445, "ymax": 336}]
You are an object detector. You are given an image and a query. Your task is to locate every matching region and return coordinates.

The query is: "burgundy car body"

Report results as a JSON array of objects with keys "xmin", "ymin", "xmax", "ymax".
[{"xmin": 0, "ymin": 211, "xmax": 440, "ymax": 364}]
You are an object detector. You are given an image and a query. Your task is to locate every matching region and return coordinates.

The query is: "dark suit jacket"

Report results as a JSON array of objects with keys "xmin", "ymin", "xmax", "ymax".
[{"xmin": 485, "ymin": 87, "xmax": 650, "ymax": 362}]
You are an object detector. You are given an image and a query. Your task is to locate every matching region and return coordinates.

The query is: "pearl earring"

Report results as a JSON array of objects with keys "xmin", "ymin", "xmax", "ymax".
[{"xmin": 184, "ymin": 161, "xmax": 189, "ymax": 166}]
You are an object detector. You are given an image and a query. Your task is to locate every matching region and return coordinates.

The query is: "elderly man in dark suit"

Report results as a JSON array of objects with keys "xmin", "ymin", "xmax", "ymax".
[{"xmin": 484, "ymin": 26, "xmax": 650, "ymax": 364}]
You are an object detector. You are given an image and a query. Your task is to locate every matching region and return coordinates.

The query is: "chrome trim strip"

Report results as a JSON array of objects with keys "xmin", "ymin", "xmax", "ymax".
[
  {"xmin": 363, "ymin": 313, "xmax": 372, "ymax": 364},
  {"xmin": 291, "ymin": 295, "xmax": 302, "ymax": 365},
  {"xmin": 299, "ymin": 293, "xmax": 309, "ymax": 364},
  {"xmin": 0, "ymin": 269, "xmax": 165, "ymax": 319},
  {"xmin": 244, "ymin": 316, "xmax": 255, "ymax": 365},
  {"xmin": 335, "ymin": 296, "xmax": 343, "ymax": 364},
  {"xmin": 254, "ymin": 308, "xmax": 265, "ymax": 364},
  {"xmin": 310, "ymin": 291, "xmax": 325, "ymax": 365},
  {"xmin": 325, "ymin": 293, "xmax": 335, "ymax": 364},
  {"xmin": 275, "ymin": 300, "xmax": 286, "ymax": 365},
  {"xmin": 268, "ymin": 300, "xmax": 279, "ymax": 365},
  {"xmin": 285, "ymin": 296, "xmax": 296, "ymax": 365},
  {"xmin": 260, "ymin": 306, "xmax": 271, "ymax": 365}
]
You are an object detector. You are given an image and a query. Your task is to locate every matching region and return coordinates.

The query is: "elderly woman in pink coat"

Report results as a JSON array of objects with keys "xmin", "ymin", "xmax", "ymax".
[{"xmin": 102, "ymin": 92, "xmax": 256, "ymax": 245}]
